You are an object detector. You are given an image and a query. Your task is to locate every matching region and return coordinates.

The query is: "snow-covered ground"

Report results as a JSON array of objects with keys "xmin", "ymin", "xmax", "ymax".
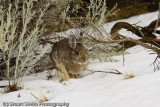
[{"xmin": 0, "ymin": 11, "xmax": 160, "ymax": 107}]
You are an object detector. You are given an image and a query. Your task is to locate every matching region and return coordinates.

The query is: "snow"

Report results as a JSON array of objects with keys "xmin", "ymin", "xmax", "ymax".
[{"xmin": 0, "ymin": 11, "xmax": 160, "ymax": 107}]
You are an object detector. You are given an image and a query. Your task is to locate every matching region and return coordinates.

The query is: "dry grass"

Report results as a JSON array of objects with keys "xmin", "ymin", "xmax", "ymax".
[
  {"xmin": 5, "ymin": 82, "xmax": 20, "ymax": 93},
  {"xmin": 124, "ymin": 73, "xmax": 135, "ymax": 79},
  {"xmin": 31, "ymin": 89, "xmax": 48, "ymax": 102},
  {"xmin": 39, "ymin": 89, "xmax": 49, "ymax": 102}
]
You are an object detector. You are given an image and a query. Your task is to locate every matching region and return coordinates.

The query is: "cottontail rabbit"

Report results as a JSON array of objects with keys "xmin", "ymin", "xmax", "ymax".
[{"xmin": 50, "ymin": 33, "xmax": 88, "ymax": 79}]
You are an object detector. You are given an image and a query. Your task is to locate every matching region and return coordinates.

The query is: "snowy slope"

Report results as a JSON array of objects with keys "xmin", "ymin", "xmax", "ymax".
[{"xmin": 0, "ymin": 11, "xmax": 160, "ymax": 107}]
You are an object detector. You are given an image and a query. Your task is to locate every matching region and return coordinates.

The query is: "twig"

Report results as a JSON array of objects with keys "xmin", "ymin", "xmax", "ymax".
[
  {"xmin": 0, "ymin": 85, "xmax": 8, "ymax": 88},
  {"xmin": 152, "ymin": 55, "xmax": 160, "ymax": 71},
  {"xmin": 83, "ymin": 69, "xmax": 122, "ymax": 77},
  {"xmin": 122, "ymin": 37, "xmax": 160, "ymax": 53},
  {"xmin": 30, "ymin": 92, "xmax": 40, "ymax": 101}
]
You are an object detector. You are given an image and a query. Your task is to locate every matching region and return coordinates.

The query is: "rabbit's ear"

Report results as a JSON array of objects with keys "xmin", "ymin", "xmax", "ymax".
[
  {"xmin": 79, "ymin": 32, "xmax": 83, "ymax": 43},
  {"xmin": 69, "ymin": 35, "xmax": 77, "ymax": 49}
]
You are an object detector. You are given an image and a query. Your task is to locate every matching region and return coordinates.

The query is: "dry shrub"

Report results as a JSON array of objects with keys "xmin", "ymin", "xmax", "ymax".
[{"xmin": 0, "ymin": 0, "xmax": 50, "ymax": 92}]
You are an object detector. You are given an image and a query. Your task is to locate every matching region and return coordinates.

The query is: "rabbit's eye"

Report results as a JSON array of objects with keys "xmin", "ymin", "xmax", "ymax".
[{"xmin": 75, "ymin": 51, "xmax": 79, "ymax": 55}]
